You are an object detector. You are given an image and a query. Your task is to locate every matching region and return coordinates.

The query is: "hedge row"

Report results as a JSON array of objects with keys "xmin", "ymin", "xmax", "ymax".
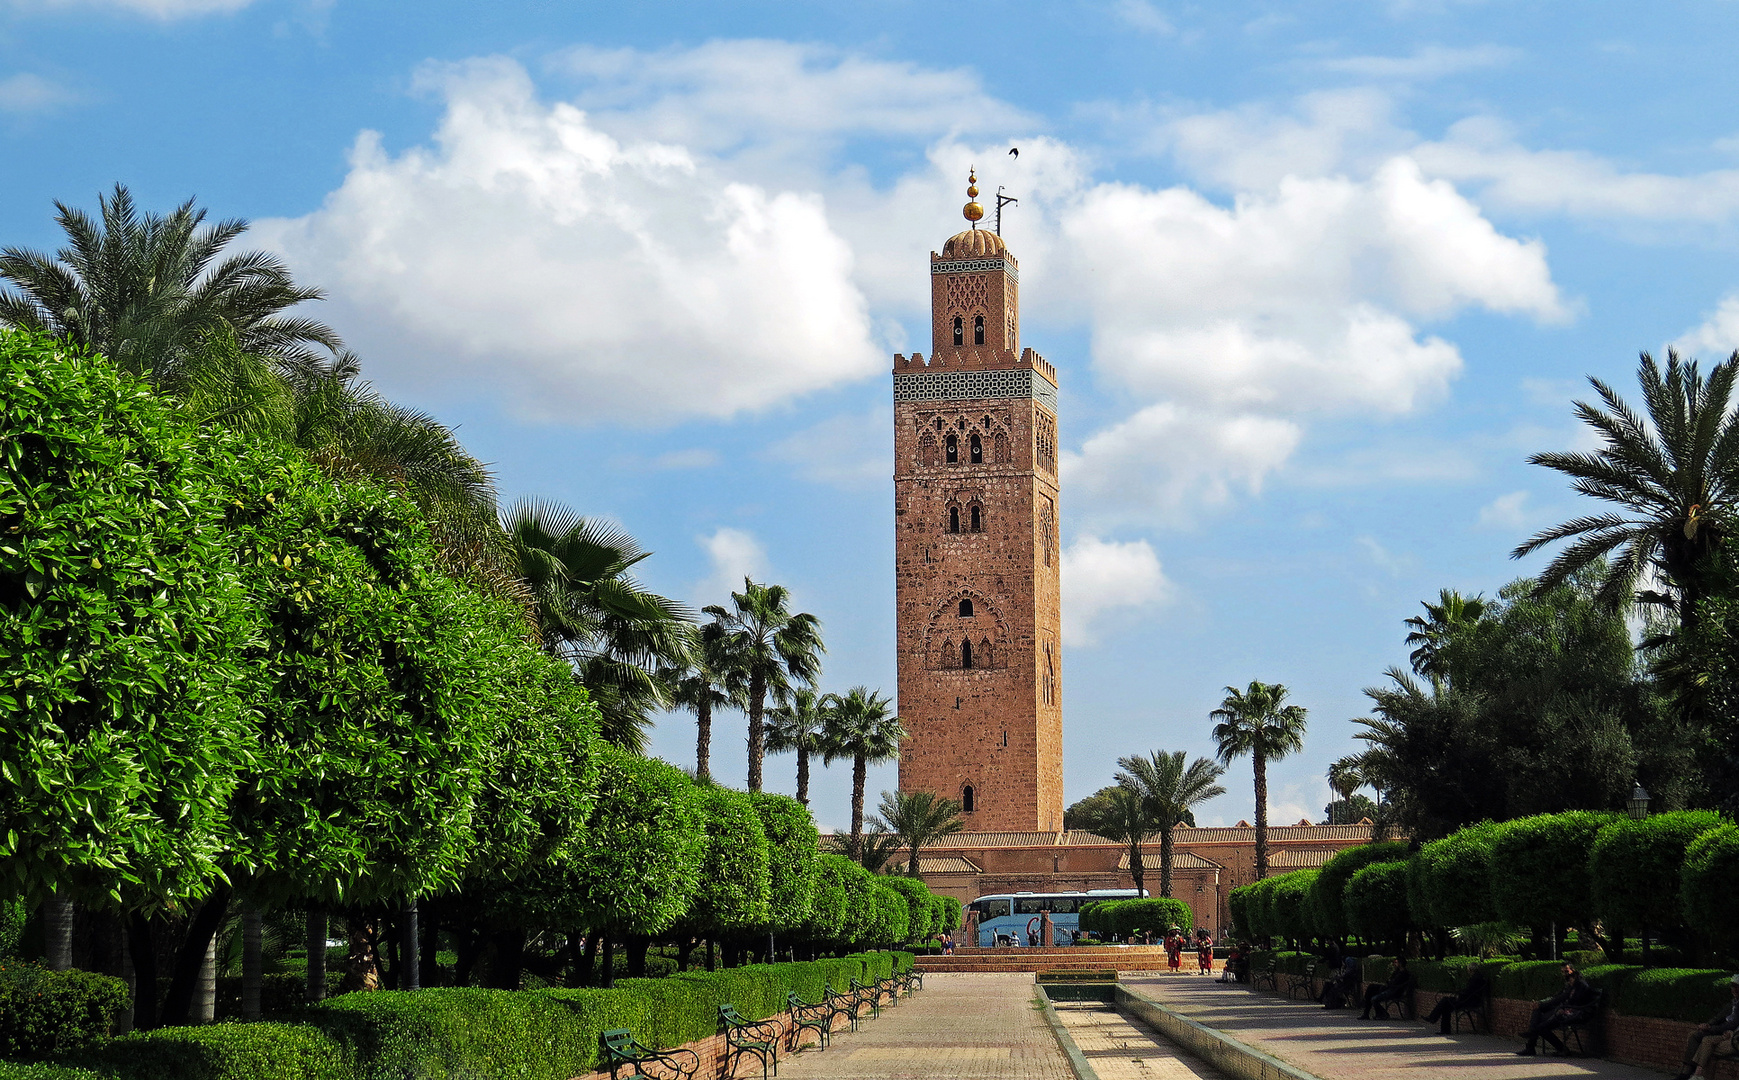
[
  {"xmin": 1, "ymin": 953, "xmax": 912, "ymax": 1080},
  {"xmin": 1247, "ymin": 950, "xmax": 1732, "ymax": 1025},
  {"xmin": 1078, "ymin": 898, "xmax": 1192, "ymax": 940}
]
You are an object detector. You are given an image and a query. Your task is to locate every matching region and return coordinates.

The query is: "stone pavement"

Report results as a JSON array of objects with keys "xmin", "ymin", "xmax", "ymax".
[
  {"xmin": 775, "ymin": 973, "xmax": 1077, "ymax": 1080},
  {"xmin": 1051, "ymin": 1000, "xmax": 1221, "ymax": 1080},
  {"xmin": 1121, "ymin": 975, "xmax": 1670, "ymax": 1080}
]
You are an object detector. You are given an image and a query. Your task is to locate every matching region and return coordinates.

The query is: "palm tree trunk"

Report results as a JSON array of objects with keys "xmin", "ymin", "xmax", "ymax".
[
  {"xmin": 305, "ymin": 908, "xmax": 327, "ymax": 1003},
  {"xmin": 850, "ymin": 753, "xmax": 867, "ymax": 856},
  {"xmin": 1254, "ymin": 750, "xmax": 1269, "ymax": 881},
  {"xmin": 242, "ymin": 907, "xmax": 263, "ymax": 1020},
  {"xmin": 696, "ymin": 698, "xmax": 712, "ymax": 782},
  {"xmin": 1128, "ymin": 838, "xmax": 1145, "ymax": 896},
  {"xmin": 908, "ymin": 841, "xmax": 921, "ymax": 877},
  {"xmin": 747, "ymin": 670, "xmax": 766, "ymax": 792},
  {"xmin": 44, "ymin": 893, "xmax": 73, "ymax": 972},
  {"xmin": 1159, "ymin": 826, "xmax": 1174, "ymax": 898},
  {"xmin": 796, "ymin": 745, "xmax": 810, "ymax": 806}
]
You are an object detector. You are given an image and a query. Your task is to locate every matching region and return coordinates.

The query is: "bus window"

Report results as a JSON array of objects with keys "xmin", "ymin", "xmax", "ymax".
[
  {"xmin": 1017, "ymin": 898, "xmax": 1052, "ymax": 915},
  {"xmin": 972, "ymin": 899, "xmax": 1011, "ymax": 920},
  {"xmin": 1048, "ymin": 898, "xmax": 1078, "ymax": 914}
]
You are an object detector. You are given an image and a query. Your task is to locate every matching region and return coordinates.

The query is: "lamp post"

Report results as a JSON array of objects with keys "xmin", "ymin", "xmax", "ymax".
[{"xmin": 1628, "ymin": 783, "xmax": 1652, "ymax": 820}]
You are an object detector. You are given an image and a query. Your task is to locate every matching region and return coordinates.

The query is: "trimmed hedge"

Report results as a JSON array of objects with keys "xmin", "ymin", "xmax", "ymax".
[
  {"xmin": 1616, "ymin": 968, "xmax": 1734, "ymax": 1023},
  {"xmin": 1413, "ymin": 822, "xmax": 1500, "ymax": 927},
  {"xmin": 0, "ymin": 965, "xmax": 129, "ymax": 1059},
  {"xmin": 1489, "ymin": 811, "xmax": 1616, "ymax": 930},
  {"xmin": 1343, "ymin": 861, "xmax": 1411, "ymax": 946},
  {"xmin": 68, "ymin": 1023, "xmax": 343, "ymax": 1080},
  {"xmin": 1310, "ymin": 843, "xmax": 1410, "ymax": 939},
  {"xmin": 1683, "ymin": 824, "xmax": 1739, "ymax": 948},
  {"xmin": 1268, "ymin": 871, "xmax": 1317, "ymax": 943},
  {"xmin": 1590, "ymin": 811, "xmax": 1725, "ymax": 932}
]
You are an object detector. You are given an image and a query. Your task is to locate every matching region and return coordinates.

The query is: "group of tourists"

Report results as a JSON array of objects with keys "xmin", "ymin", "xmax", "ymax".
[{"xmin": 1160, "ymin": 926, "xmax": 1215, "ymax": 974}]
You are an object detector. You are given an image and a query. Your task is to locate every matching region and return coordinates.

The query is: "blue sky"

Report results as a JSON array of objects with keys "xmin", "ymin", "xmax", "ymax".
[{"xmin": 8, "ymin": 0, "xmax": 1739, "ymax": 831}]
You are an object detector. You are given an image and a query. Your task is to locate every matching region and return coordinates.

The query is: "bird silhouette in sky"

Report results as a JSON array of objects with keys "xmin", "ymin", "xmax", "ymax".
[{"xmin": 1009, "ymin": 147, "xmax": 1019, "ymax": 159}]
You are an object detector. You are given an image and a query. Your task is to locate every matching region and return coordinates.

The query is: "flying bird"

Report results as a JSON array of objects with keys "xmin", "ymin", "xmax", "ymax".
[{"xmin": 1009, "ymin": 147, "xmax": 1019, "ymax": 158}]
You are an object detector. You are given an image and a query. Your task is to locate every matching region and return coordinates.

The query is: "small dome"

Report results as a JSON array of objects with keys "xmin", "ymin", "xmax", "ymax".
[{"xmin": 941, "ymin": 229, "xmax": 1008, "ymax": 259}]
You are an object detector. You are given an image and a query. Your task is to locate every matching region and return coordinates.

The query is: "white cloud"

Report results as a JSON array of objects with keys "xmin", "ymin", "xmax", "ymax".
[
  {"xmin": 1674, "ymin": 293, "xmax": 1739, "ymax": 359},
  {"xmin": 764, "ymin": 407, "xmax": 891, "ymax": 491},
  {"xmin": 1476, "ymin": 490, "xmax": 1531, "ymax": 530},
  {"xmin": 1060, "ymin": 535, "xmax": 1171, "ymax": 645},
  {"xmin": 1319, "ymin": 44, "xmax": 1520, "ymax": 81},
  {"xmin": 1357, "ymin": 535, "xmax": 1413, "ymax": 576},
  {"xmin": 10, "ymin": 0, "xmax": 252, "ymax": 15},
  {"xmin": 1155, "ymin": 89, "xmax": 1410, "ymax": 192},
  {"xmin": 1110, "ymin": 0, "xmax": 1175, "ymax": 36},
  {"xmin": 257, "ymin": 56, "xmax": 883, "ymax": 424},
  {"xmin": 0, "ymin": 73, "xmax": 76, "ymax": 113},
  {"xmin": 1062, "ymin": 405, "xmax": 1301, "ymax": 530},
  {"xmin": 695, "ymin": 527, "xmax": 769, "ymax": 606}
]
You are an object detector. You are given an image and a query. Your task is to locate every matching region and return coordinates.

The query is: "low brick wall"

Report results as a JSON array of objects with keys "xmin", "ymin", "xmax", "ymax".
[
  {"xmin": 1287, "ymin": 975, "xmax": 1738, "ymax": 1077},
  {"xmin": 569, "ymin": 995, "xmax": 870, "ymax": 1080}
]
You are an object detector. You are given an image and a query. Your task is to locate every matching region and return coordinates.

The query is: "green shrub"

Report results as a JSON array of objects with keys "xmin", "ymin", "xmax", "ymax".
[
  {"xmin": 0, "ymin": 899, "xmax": 24, "ymax": 958},
  {"xmin": 1490, "ymin": 960, "xmax": 1576, "ymax": 1001},
  {"xmin": 1227, "ymin": 887, "xmax": 1254, "ymax": 939},
  {"xmin": 1489, "ymin": 811, "xmax": 1616, "ymax": 931},
  {"xmin": 68, "ymin": 1022, "xmax": 344, "ymax": 1080},
  {"xmin": 685, "ymin": 788, "xmax": 773, "ymax": 936},
  {"xmin": 1343, "ymin": 861, "xmax": 1411, "ymax": 947},
  {"xmin": 0, "ymin": 1063, "xmax": 107, "ymax": 1080},
  {"xmin": 1309, "ymin": 842, "xmax": 1410, "ymax": 939},
  {"xmin": 1615, "ymin": 968, "xmax": 1735, "ymax": 1023},
  {"xmin": 1413, "ymin": 822, "xmax": 1501, "ymax": 928},
  {"xmin": 0, "ymin": 964, "xmax": 129, "ymax": 1059},
  {"xmin": 869, "ymin": 885, "xmax": 909, "ymax": 948},
  {"xmin": 1591, "ymin": 811, "xmax": 1725, "ymax": 933},
  {"xmin": 1268, "ymin": 871, "xmax": 1318, "ymax": 943},
  {"xmin": 939, "ymin": 897, "xmax": 962, "ymax": 934},
  {"xmin": 749, "ymin": 793, "xmax": 819, "ymax": 934},
  {"xmin": 1409, "ymin": 956, "xmax": 1491, "ymax": 993},
  {"xmin": 1682, "ymin": 824, "xmax": 1739, "ymax": 948},
  {"xmin": 801, "ymin": 854, "xmax": 851, "ymax": 944},
  {"xmin": 880, "ymin": 877, "xmax": 936, "ymax": 944}
]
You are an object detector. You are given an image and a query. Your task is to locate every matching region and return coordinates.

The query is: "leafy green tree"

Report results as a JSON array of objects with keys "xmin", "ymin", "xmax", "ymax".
[
  {"xmin": 820, "ymin": 687, "xmax": 904, "ymax": 856},
  {"xmin": 869, "ymin": 883, "xmax": 910, "ymax": 948},
  {"xmin": 835, "ymin": 857, "xmax": 879, "ymax": 946},
  {"xmin": 0, "ymin": 331, "xmax": 262, "ymax": 1006},
  {"xmin": 766, "ymin": 688, "xmax": 829, "ymax": 806},
  {"xmin": 1063, "ymin": 786, "xmax": 1124, "ymax": 831},
  {"xmin": 1343, "ymin": 861, "xmax": 1412, "ymax": 952},
  {"xmin": 748, "ymin": 792, "xmax": 819, "ymax": 935},
  {"xmin": 1115, "ymin": 751, "xmax": 1226, "ymax": 897},
  {"xmin": 1404, "ymin": 589, "xmax": 1488, "ymax": 683},
  {"xmin": 801, "ymin": 853, "xmax": 853, "ymax": 947},
  {"xmin": 1268, "ymin": 869, "xmax": 1319, "ymax": 945},
  {"xmin": 0, "ymin": 185, "xmax": 341, "ymax": 383},
  {"xmin": 1323, "ymin": 794, "xmax": 1379, "ymax": 825},
  {"xmin": 1591, "ymin": 810, "xmax": 1724, "ymax": 953},
  {"xmin": 1682, "ymin": 823, "xmax": 1739, "ymax": 952},
  {"xmin": 1413, "ymin": 821, "xmax": 1502, "ymax": 928},
  {"xmin": 1489, "ymin": 811, "xmax": 1620, "ymax": 956},
  {"xmin": 880, "ymin": 875, "xmax": 937, "ymax": 944},
  {"xmin": 1211, "ymin": 681, "xmax": 1308, "ymax": 880},
  {"xmin": 662, "ymin": 624, "xmax": 741, "ymax": 783},
  {"xmin": 870, "ymin": 789, "xmax": 963, "ymax": 877},
  {"xmin": 1515, "ymin": 351, "xmax": 1739, "ymax": 626},
  {"xmin": 677, "ymin": 787, "xmax": 772, "ymax": 951},
  {"xmin": 1308, "ymin": 841, "xmax": 1410, "ymax": 941},
  {"xmin": 705, "ymin": 579, "xmax": 824, "ymax": 793},
  {"xmin": 1077, "ymin": 786, "xmax": 1156, "ymax": 896}
]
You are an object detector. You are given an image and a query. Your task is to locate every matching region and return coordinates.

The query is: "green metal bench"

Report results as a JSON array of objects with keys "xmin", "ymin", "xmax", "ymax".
[
  {"xmin": 720, "ymin": 1005, "xmax": 780, "ymax": 1080},
  {"xmin": 900, "ymin": 964, "xmax": 924, "ymax": 994},
  {"xmin": 1285, "ymin": 959, "xmax": 1319, "ymax": 1001},
  {"xmin": 786, "ymin": 990, "xmax": 833, "ymax": 1050},
  {"xmin": 850, "ymin": 976, "xmax": 885, "ymax": 1018},
  {"xmin": 1251, "ymin": 956, "xmax": 1279, "ymax": 992},
  {"xmin": 825, "ymin": 984, "xmax": 863, "ymax": 1031},
  {"xmin": 600, "ymin": 1028, "xmax": 700, "ymax": 1080}
]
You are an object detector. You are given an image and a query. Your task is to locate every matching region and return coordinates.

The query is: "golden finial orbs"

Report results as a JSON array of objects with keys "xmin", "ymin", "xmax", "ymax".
[{"xmin": 963, "ymin": 167, "xmax": 985, "ymax": 225}]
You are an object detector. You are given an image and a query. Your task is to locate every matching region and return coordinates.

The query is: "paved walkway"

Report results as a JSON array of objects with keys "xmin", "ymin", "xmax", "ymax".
[
  {"xmin": 1121, "ymin": 975, "xmax": 1668, "ymax": 1080},
  {"xmin": 777, "ymin": 973, "xmax": 1075, "ymax": 1080},
  {"xmin": 1051, "ymin": 1000, "xmax": 1221, "ymax": 1080}
]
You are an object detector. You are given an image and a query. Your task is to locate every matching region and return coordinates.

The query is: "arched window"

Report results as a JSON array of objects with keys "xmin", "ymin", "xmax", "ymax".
[
  {"xmin": 973, "ymin": 315, "xmax": 985, "ymax": 345},
  {"xmin": 953, "ymin": 316, "xmax": 963, "ymax": 346},
  {"xmin": 945, "ymin": 434, "xmax": 958, "ymax": 463},
  {"xmin": 961, "ymin": 639, "xmax": 974, "ymax": 670},
  {"xmin": 962, "ymin": 785, "xmax": 976, "ymax": 812},
  {"xmin": 948, "ymin": 506, "xmax": 960, "ymax": 534},
  {"xmin": 969, "ymin": 433, "xmax": 982, "ymax": 463},
  {"xmin": 959, "ymin": 598, "xmax": 973, "ymax": 617},
  {"xmin": 969, "ymin": 505, "xmax": 982, "ymax": 532}
]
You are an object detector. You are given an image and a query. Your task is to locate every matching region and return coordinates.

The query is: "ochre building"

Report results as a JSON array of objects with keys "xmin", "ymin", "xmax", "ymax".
[
  {"xmin": 893, "ymin": 170, "xmax": 1064, "ymax": 833},
  {"xmin": 890, "ymin": 177, "xmax": 1383, "ymax": 927}
]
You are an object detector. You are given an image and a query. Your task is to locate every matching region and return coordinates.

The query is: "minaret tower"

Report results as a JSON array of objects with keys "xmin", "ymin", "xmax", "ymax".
[{"xmin": 893, "ymin": 170, "xmax": 1064, "ymax": 833}]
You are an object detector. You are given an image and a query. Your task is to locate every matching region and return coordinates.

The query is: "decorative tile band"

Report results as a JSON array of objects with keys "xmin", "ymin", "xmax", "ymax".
[
  {"xmin": 895, "ymin": 368, "xmax": 1057, "ymax": 413},
  {"xmin": 932, "ymin": 258, "xmax": 1018, "ymax": 281}
]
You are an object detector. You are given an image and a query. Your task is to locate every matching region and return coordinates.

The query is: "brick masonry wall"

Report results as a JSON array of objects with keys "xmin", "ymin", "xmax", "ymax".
[{"xmin": 569, "ymin": 998, "xmax": 870, "ymax": 1080}]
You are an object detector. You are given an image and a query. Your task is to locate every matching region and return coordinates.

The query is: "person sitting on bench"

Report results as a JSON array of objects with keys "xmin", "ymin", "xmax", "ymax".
[
  {"xmin": 1360, "ymin": 957, "xmax": 1413, "ymax": 1019},
  {"xmin": 1422, "ymin": 968, "xmax": 1490, "ymax": 1034},
  {"xmin": 1516, "ymin": 962, "xmax": 1597, "ymax": 1056},
  {"xmin": 1323, "ymin": 953, "xmax": 1362, "ymax": 1009},
  {"xmin": 1672, "ymin": 974, "xmax": 1739, "ymax": 1079}
]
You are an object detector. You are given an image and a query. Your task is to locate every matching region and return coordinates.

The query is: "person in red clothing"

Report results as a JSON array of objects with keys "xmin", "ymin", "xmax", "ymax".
[
  {"xmin": 1196, "ymin": 932, "xmax": 1213, "ymax": 974},
  {"xmin": 1166, "ymin": 927, "xmax": 1184, "ymax": 970}
]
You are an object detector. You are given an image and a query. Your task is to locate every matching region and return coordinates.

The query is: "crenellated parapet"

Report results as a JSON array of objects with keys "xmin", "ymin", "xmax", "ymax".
[{"xmin": 893, "ymin": 348, "xmax": 1056, "ymax": 381}]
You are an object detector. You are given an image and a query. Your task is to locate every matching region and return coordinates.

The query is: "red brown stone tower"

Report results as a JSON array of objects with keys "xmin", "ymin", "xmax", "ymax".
[{"xmin": 893, "ymin": 170, "xmax": 1064, "ymax": 832}]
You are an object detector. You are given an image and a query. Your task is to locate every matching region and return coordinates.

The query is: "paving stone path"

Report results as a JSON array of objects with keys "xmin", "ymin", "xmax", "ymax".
[
  {"xmin": 775, "ymin": 973, "xmax": 1076, "ymax": 1080},
  {"xmin": 1121, "ymin": 975, "xmax": 1668, "ymax": 1080},
  {"xmin": 1050, "ymin": 1000, "xmax": 1221, "ymax": 1080}
]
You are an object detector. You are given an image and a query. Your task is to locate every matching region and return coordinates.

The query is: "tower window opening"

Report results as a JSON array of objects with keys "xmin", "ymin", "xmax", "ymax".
[
  {"xmin": 959, "ymin": 598, "xmax": 974, "ymax": 617},
  {"xmin": 962, "ymin": 785, "xmax": 975, "ymax": 812},
  {"xmin": 945, "ymin": 434, "xmax": 958, "ymax": 463},
  {"xmin": 973, "ymin": 315, "xmax": 985, "ymax": 345},
  {"xmin": 969, "ymin": 433, "xmax": 982, "ymax": 464},
  {"xmin": 961, "ymin": 639, "xmax": 974, "ymax": 669},
  {"xmin": 953, "ymin": 316, "xmax": 963, "ymax": 346},
  {"xmin": 982, "ymin": 415, "xmax": 991, "ymax": 428},
  {"xmin": 970, "ymin": 505, "xmax": 982, "ymax": 532},
  {"xmin": 935, "ymin": 418, "xmax": 944, "ymax": 430},
  {"xmin": 949, "ymin": 507, "xmax": 960, "ymax": 533}
]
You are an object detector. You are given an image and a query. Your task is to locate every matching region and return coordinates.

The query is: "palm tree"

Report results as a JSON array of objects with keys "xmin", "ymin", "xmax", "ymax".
[
  {"xmin": 1114, "ymin": 751, "xmax": 1226, "ymax": 898},
  {"xmin": 1078, "ymin": 786, "xmax": 1155, "ymax": 897},
  {"xmin": 870, "ymin": 790, "xmax": 963, "ymax": 876},
  {"xmin": 661, "ymin": 626, "xmax": 741, "ymax": 783},
  {"xmin": 1516, "ymin": 351, "xmax": 1739, "ymax": 628},
  {"xmin": 852, "ymin": 827, "xmax": 903, "ymax": 874},
  {"xmin": 820, "ymin": 687, "xmax": 904, "ymax": 856},
  {"xmin": 1210, "ymin": 681, "xmax": 1308, "ymax": 881},
  {"xmin": 1326, "ymin": 757, "xmax": 1365, "ymax": 823},
  {"xmin": 704, "ymin": 580, "xmax": 824, "ymax": 792},
  {"xmin": 0, "ymin": 184, "xmax": 341, "ymax": 381},
  {"xmin": 504, "ymin": 500, "xmax": 691, "ymax": 751},
  {"xmin": 1403, "ymin": 589, "xmax": 1487, "ymax": 683},
  {"xmin": 765, "ymin": 688, "xmax": 828, "ymax": 804}
]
